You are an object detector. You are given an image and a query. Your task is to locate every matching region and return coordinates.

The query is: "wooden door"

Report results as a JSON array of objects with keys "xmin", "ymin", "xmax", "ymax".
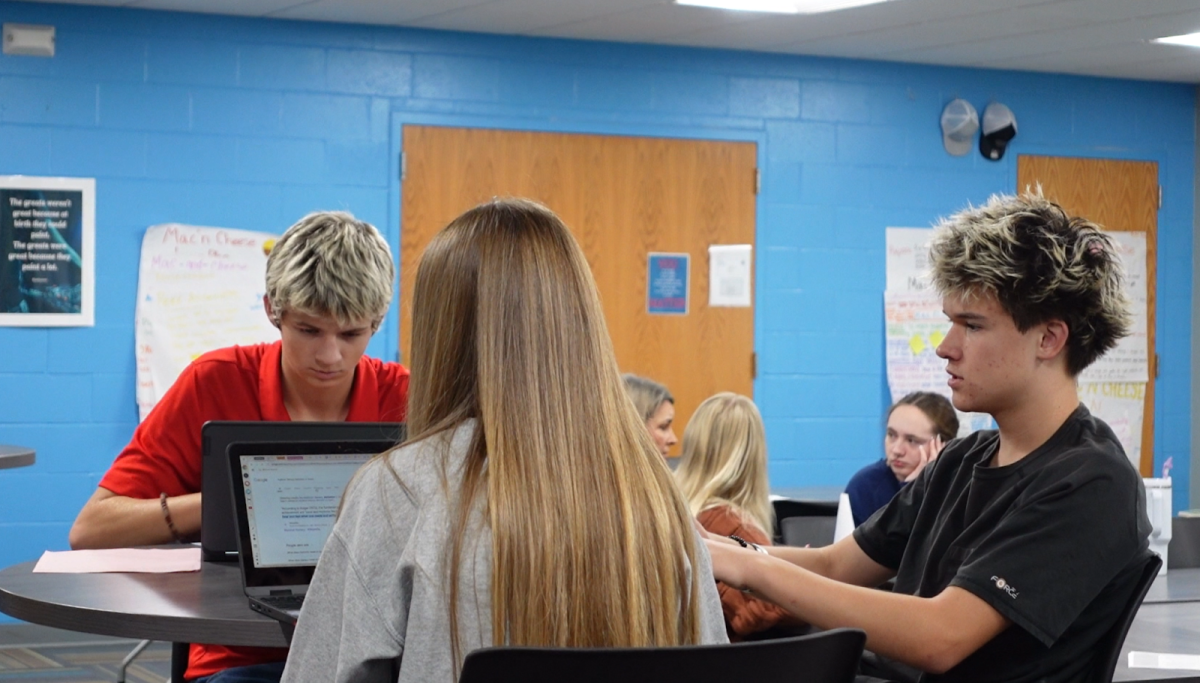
[
  {"xmin": 1017, "ymin": 155, "xmax": 1158, "ymax": 475},
  {"xmin": 400, "ymin": 126, "xmax": 758, "ymax": 455}
]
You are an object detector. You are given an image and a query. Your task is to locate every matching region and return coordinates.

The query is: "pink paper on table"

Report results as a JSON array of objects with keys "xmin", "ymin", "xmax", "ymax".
[{"xmin": 33, "ymin": 547, "xmax": 201, "ymax": 573}]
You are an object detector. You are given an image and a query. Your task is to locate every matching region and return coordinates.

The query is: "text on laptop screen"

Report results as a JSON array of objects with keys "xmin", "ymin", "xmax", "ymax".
[{"xmin": 239, "ymin": 453, "xmax": 372, "ymax": 568}]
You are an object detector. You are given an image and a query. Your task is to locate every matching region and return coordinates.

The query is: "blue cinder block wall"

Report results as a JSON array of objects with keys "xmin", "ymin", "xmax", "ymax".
[{"xmin": 0, "ymin": 1, "xmax": 1193, "ymax": 593}]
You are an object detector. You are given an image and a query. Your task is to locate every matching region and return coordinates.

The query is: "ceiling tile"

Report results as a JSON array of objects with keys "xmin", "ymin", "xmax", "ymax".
[
  {"xmin": 18, "ymin": 0, "xmax": 133, "ymax": 6},
  {"xmin": 1033, "ymin": 0, "xmax": 1200, "ymax": 23},
  {"xmin": 526, "ymin": 3, "xmax": 763, "ymax": 45},
  {"xmin": 127, "ymin": 0, "xmax": 305, "ymax": 16},
  {"xmin": 402, "ymin": 0, "xmax": 651, "ymax": 34},
  {"xmin": 882, "ymin": 8, "xmax": 1200, "ymax": 66},
  {"xmin": 269, "ymin": 0, "xmax": 493, "ymax": 25}
]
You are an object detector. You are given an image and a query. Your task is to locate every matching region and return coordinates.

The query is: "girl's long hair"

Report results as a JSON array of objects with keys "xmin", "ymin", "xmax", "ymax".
[
  {"xmin": 674, "ymin": 393, "xmax": 773, "ymax": 535},
  {"xmin": 406, "ymin": 198, "xmax": 703, "ymax": 670}
]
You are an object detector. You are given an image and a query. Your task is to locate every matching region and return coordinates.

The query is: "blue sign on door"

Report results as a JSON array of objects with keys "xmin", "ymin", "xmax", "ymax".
[{"xmin": 647, "ymin": 252, "xmax": 689, "ymax": 315}]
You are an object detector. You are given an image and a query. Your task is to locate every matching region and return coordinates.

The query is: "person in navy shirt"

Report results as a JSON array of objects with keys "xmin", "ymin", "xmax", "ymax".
[{"xmin": 845, "ymin": 392, "xmax": 958, "ymax": 526}]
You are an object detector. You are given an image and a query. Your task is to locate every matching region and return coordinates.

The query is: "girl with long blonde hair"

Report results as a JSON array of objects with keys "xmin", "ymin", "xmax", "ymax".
[
  {"xmin": 282, "ymin": 198, "xmax": 726, "ymax": 683},
  {"xmin": 675, "ymin": 392, "xmax": 796, "ymax": 640}
]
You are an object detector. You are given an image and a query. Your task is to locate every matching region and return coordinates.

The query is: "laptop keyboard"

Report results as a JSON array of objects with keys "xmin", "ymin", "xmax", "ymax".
[{"xmin": 258, "ymin": 595, "xmax": 304, "ymax": 611}]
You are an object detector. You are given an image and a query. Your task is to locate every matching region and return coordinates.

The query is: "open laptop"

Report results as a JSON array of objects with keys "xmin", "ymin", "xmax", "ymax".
[
  {"xmin": 227, "ymin": 438, "xmax": 396, "ymax": 624},
  {"xmin": 201, "ymin": 421, "xmax": 404, "ymax": 562}
]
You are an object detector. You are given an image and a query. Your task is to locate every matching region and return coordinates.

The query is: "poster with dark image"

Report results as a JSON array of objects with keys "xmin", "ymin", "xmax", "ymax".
[{"xmin": 0, "ymin": 189, "xmax": 84, "ymax": 315}]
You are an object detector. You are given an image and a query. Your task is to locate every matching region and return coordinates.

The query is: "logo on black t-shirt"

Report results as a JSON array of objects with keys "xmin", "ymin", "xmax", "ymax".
[{"xmin": 991, "ymin": 576, "xmax": 1019, "ymax": 599}]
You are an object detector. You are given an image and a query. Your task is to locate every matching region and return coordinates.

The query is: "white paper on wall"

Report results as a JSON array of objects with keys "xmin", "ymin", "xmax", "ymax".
[
  {"xmin": 135, "ymin": 224, "xmax": 280, "ymax": 421},
  {"xmin": 708, "ymin": 244, "xmax": 752, "ymax": 307},
  {"xmin": 1079, "ymin": 231, "xmax": 1148, "ymax": 383},
  {"xmin": 885, "ymin": 227, "xmax": 935, "ymax": 293}
]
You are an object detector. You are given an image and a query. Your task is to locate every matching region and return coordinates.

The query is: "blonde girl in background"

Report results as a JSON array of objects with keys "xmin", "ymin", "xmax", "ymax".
[{"xmin": 675, "ymin": 392, "xmax": 796, "ymax": 640}]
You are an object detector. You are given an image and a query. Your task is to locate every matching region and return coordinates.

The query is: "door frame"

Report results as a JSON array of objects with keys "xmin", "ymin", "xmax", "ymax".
[{"xmin": 381, "ymin": 111, "xmax": 767, "ymax": 369}]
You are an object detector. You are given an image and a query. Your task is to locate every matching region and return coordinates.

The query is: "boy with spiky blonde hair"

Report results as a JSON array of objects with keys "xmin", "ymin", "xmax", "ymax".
[{"xmin": 708, "ymin": 193, "xmax": 1152, "ymax": 683}]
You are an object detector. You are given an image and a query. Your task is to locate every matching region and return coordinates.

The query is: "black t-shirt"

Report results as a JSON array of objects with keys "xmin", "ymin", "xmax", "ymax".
[{"xmin": 853, "ymin": 405, "xmax": 1152, "ymax": 683}]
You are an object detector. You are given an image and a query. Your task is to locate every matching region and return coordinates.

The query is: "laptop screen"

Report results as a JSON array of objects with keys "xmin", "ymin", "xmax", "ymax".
[
  {"xmin": 229, "ymin": 438, "xmax": 397, "ymax": 592},
  {"xmin": 239, "ymin": 452, "xmax": 373, "ymax": 568},
  {"xmin": 201, "ymin": 421, "xmax": 405, "ymax": 561}
]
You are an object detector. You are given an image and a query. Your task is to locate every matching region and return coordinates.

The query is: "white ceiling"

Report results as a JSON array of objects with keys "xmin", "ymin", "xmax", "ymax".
[{"xmin": 24, "ymin": 0, "xmax": 1200, "ymax": 83}]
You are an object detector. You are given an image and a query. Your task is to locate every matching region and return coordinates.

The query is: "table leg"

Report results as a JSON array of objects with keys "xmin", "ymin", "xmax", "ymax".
[
  {"xmin": 171, "ymin": 642, "xmax": 189, "ymax": 682},
  {"xmin": 117, "ymin": 639, "xmax": 152, "ymax": 683}
]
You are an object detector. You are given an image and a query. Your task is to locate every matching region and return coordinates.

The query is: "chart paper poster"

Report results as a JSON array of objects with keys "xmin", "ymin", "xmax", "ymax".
[
  {"xmin": 884, "ymin": 290, "xmax": 992, "ymax": 436},
  {"xmin": 135, "ymin": 224, "xmax": 280, "ymax": 421},
  {"xmin": 647, "ymin": 252, "xmax": 689, "ymax": 315},
  {"xmin": 1079, "ymin": 231, "xmax": 1148, "ymax": 383},
  {"xmin": 0, "ymin": 176, "xmax": 94, "ymax": 326},
  {"xmin": 1078, "ymin": 382, "xmax": 1143, "ymax": 470},
  {"xmin": 885, "ymin": 227, "xmax": 934, "ymax": 293},
  {"xmin": 708, "ymin": 244, "xmax": 752, "ymax": 307},
  {"xmin": 884, "ymin": 290, "xmax": 946, "ymax": 396}
]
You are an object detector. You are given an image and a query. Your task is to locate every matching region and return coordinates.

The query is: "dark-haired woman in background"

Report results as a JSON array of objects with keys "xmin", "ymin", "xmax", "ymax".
[{"xmin": 845, "ymin": 391, "xmax": 958, "ymax": 526}]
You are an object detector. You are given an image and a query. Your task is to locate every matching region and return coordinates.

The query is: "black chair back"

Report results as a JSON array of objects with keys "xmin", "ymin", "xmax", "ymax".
[
  {"xmin": 1169, "ymin": 517, "xmax": 1200, "ymax": 569},
  {"xmin": 459, "ymin": 627, "xmax": 866, "ymax": 683},
  {"xmin": 781, "ymin": 516, "xmax": 837, "ymax": 547},
  {"xmin": 772, "ymin": 498, "xmax": 837, "ymax": 543},
  {"xmin": 1092, "ymin": 552, "xmax": 1162, "ymax": 683}
]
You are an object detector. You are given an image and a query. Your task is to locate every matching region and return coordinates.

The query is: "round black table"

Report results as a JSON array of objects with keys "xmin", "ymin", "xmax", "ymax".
[
  {"xmin": 0, "ymin": 445, "xmax": 35, "ymax": 469},
  {"xmin": 0, "ymin": 558, "xmax": 288, "ymax": 646},
  {"xmin": 0, "ymin": 557, "xmax": 290, "ymax": 679}
]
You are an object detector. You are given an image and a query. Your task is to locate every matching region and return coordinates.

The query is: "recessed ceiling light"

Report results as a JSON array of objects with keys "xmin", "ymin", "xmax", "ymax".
[
  {"xmin": 1154, "ymin": 31, "xmax": 1200, "ymax": 48},
  {"xmin": 675, "ymin": 0, "xmax": 800, "ymax": 12},
  {"xmin": 674, "ymin": 0, "xmax": 888, "ymax": 14},
  {"xmin": 795, "ymin": 0, "xmax": 890, "ymax": 12}
]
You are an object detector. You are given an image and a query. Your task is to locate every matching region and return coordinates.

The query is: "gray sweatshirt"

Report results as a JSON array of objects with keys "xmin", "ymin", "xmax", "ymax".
[{"xmin": 281, "ymin": 421, "xmax": 729, "ymax": 683}]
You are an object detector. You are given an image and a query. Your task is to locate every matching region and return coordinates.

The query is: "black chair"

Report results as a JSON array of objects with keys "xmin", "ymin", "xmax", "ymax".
[
  {"xmin": 772, "ymin": 498, "xmax": 837, "ymax": 544},
  {"xmin": 1091, "ymin": 552, "xmax": 1162, "ymax": 683},
  {"xmin": 171, "ymin": 642, "xmax": 189, "ymax": 683},
  {"xmin": 1168, "ymin": 517, "xmax": 1200, "ymax": 569},
  {"xmin": 781, "ymin": 515, "xmax": 837, "ymax": 547},
  {"xmin": 459, "ymin": 627, "xmax": 867, "ymax": 683}
]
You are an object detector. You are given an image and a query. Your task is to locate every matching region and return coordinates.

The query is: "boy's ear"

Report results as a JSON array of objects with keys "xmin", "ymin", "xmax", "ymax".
[
  {"xmin": 1036, "ymin": 319, "xmax": 1070, "ymax": 361},
  {"xmin": 263, "ymin": 295, "xmax": 281, "ymax": 328}
]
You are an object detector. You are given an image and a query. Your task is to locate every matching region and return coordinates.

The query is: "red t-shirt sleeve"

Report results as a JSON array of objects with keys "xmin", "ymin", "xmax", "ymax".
[{"xmin": 99, "ymin": 354, "xmax": 259, "ymax": 499}]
